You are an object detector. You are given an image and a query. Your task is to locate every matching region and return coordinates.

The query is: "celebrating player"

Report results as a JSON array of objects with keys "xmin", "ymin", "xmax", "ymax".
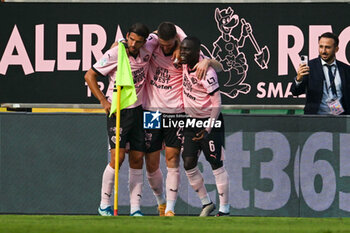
[
  {"xmin": 143, "ymin": 22, "xmax": 222, "ymax": 216},
  {"xmin": 180, "ymin": 36, "xmax": 230, "ymax": 217},
  {"xmin": 85, "ymin": 23, "xmax": 155, "ymax": 217}
]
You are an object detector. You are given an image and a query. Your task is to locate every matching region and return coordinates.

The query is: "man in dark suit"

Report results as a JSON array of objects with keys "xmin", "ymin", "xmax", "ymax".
[{"xmin": 291, "ymin": 32, "xmax": 350, "ymax": 115}]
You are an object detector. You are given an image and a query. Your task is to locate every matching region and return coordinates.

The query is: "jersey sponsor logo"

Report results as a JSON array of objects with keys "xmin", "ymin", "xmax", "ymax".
[
  {"xmin": 183, "ymin": 74, "xmax": 193, "ymax": 92},
  {"xmin": 183, "ymin": 90, "xmax": 196, "ymax": 101},
  {"xmin": 132, "ymin": 67, "xmax": 146, "ymax": 84},
  {"xmin": 143, "ymin": 111, "xmax": 161, "ymax": 129},
  {"xmin": 154, "ymin": 67, "xmax": 170, "ymax": 84},
  {"xmin": 150, "ymin": 80, "xmax": 173, "ymax": 90}
]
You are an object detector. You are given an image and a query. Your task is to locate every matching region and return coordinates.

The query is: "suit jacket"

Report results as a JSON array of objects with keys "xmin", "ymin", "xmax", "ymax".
[{"xmin": 291, "ymin": 57, "xmax": 350, "ymax": 114}]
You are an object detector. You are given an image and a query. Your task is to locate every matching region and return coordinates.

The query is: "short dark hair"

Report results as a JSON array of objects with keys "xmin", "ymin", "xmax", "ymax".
[
  {"xmin": 157, "ymin": 22, "xmax": 177, "ymax": 41},
  {"xmin": 183, "ymin": 36, "xmax": 201, "ymax": 52},
  {"xmin": 319, "ymin": 32, "xmax": 339, "ymax": 47},
  {"xmin": 128, "ymin": 23, "xmax": 149, "ymax": 40}
]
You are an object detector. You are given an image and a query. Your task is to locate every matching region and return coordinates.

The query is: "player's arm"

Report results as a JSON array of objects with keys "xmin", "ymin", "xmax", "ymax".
[
  {"xmin": 194, "ymin": 59, "xmax": 223, "ymax": 80},
  {"xmin": 84, "ymin": 69, "xmax": 111, "ymax": 114},
  {"xmin": 192, "ymin": 90, "xmax": 221, "ymax": 141}
]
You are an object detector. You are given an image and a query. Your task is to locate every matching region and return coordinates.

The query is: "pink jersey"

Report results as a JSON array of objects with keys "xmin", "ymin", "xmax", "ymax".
[
  {"xmin": 93, "ymin": 40, "xmax": 156, "ymax": 109},
  {"xmin": 143, "ymin": 28, "xmax": 187, "ymax": 114},
  {"xmin": 182, "ymin": 62, "xmax": 219, "ymax": 118}
]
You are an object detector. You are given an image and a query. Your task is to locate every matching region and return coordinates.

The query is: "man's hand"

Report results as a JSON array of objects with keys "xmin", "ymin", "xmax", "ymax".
[
  {"xmin": 100, "ymin": 98, "xmax": 111, "ymax": 115},
  {"xmin": 172, "ymin": 48, "xmax": 181, "ymax": 63},
  {"xmin": 194, "ymin": 59, "xmax": 210, "ymax": 80},
  {"xmin": 296, "ymin": 64, "xmax": 310, "ymax": 82},
  {"xmin": 192, "ymin": 129, "xmax": 208, "ymax": 141}
]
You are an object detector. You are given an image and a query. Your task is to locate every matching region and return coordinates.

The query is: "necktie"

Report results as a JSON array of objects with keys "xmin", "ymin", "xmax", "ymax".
[{"xmin": 326, "ymin": 64, "xmax": 337, "ymax": 96}]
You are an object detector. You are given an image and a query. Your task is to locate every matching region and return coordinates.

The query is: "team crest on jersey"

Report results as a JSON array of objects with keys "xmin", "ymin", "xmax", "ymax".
[
  {"xmin": 143, "ymin": 54, "xmax": 150, "ymax": 62},
  {"xmin": 191, "ymin": 77, "xmax": 198, "ymax": 85}
]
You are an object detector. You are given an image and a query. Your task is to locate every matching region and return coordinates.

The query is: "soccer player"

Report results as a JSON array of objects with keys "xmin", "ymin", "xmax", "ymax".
[
  {"xmin": 180, "ymin": 36, "xmax": 230, "ymax": 217},
  {"xmin": 84, "ymin": 23, "xmax": 155, "ymax": 217},
  {"xmin": 143, "ymin": 22, "xmax": 222, "ymax": 216}
]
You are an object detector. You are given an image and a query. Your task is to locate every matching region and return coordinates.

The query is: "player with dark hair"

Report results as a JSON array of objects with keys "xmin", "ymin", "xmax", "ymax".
[
  {"xmin": 180, "ymin": 36, "xmax": 230, "ymax": 217},
  {"xmin": 143, "ymin": 22, "xmax": 222, "ymax": 216},
  {"xmin": 85, "ymin": 22, "xmax": 155, "ymax": 217}
]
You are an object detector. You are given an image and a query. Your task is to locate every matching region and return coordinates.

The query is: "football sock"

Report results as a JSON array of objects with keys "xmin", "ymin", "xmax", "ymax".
[
  {"xmin": 200, "ymin": 194, "xmax": 212, "ymax": 206},
  {"xmin": 130, "ymin": 205, "xmax": 141, "ymax": 214},
  {"xmin": 129, "ymin": 168, "xmax": 143, "ymax": 210},
  {"xmin": 147, "ymin": 168, "xmax": 165, "ymax": 205},
  {"xmin": 219, "ymin": 204, "xmax": 230, "ymax": 213},
  {"xmin": 100, "ymin": 164, "xmax": 115, "ymax": 207},
  {"xmin": 213, "ymin": 166, "xmax": 229, "ymax": 211},
  {"xmin": 165, "ymin": 200, "xmax": 176, "ymax": 213},
  {"xmin": 165, "ymin": 167, "xmax": 180, "ymax": 212},
  {"xmin": 166, "ymin": 167, "xmax": 180, "ymax": 201},
  {"xmin": 185, "ymin": 166, "xmax": 209, "ymax": 202}
]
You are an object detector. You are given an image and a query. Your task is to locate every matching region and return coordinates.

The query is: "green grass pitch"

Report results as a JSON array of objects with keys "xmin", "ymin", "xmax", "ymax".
[{"xmin": 1, "ymin": 215, "xmax": 350, "ymax": 233}]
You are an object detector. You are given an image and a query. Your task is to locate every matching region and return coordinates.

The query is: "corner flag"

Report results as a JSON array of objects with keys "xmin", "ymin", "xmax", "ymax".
[
  {"xmin": 110, "ymin": 42, "xmax": 137, "ymax": 216},
  {"xmin": 109, "ymin": 42, "xmax": 137, "ymax": 117}
]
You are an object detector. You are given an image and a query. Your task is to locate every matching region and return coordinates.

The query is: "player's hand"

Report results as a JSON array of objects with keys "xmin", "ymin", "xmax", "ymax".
[
  {"xmin": 172, "ymin": 48, "xmax": 181, "ymax": 63},
  {"xmin": 194, "ymin": 59, "xmax": 210, "ymax": 80},
  {"xmin": 100, "ymin": 99, "xmax": 111, "ymax": 115},
  {"xmin": 296, "ymin": 64, "xmax": 310, "ymax": 82},
  {"xmin": 192, "ymin": 129, "xmax": 208, "ymax": 141},
  {"xmin": 172, "ymin": 36, "xmax": 181, "ymax": 62}
]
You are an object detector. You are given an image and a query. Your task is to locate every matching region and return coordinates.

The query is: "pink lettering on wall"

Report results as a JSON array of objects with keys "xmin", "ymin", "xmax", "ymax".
[
  {"xmin": 278, "ymin": 26, "xmax": 304, "ymax": 76},
  {"xmin": 82, "ymin": 24, "xmax": 107, "ymax": 71},
  {"xmin": 0, "ymin": 25, "xmax": 34, "ymax": 75},
  {"xmin": 57, "ymin": 24, "xmax": 80, "ymax": 70},
  {"xmin": 309, "ymin": 25, "xmax": 332, "ymax": 60},
  {"xmin": 35, "ymin": 24, "xmax": 55, "ymax": 72},
  {"xmin": 338, "ymin": 26, "xmax": 350, "ymax": 65},
  {"xmin": 114, "ymin": 25, "xmax": 124, "ymax": 42}
]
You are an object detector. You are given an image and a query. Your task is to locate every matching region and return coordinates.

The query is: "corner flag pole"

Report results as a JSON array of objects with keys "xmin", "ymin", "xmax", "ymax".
[
  {"xmin": 114, "ymin": 85, "xmax": 121, "ymax": 216},
  {"xmin": 110, "ymin": 41, "xmax": 137, "ymax": 216}
]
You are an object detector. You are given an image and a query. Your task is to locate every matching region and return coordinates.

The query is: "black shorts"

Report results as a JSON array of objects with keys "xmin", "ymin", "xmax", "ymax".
[
  {"xmin": 182, "ymin": 114, "xmax": 225, "ymax": 168},
  {"xmin": 107, "ymin": 105, "xmax": 146, "ymax": 152},
  {"xmin": 145, "ymin": 112, "xmax": 185, "ymax": 153}
]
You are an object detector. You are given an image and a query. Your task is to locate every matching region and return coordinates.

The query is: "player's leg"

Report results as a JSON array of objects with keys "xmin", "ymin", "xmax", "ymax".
[
  {"xmin": 163, "ymin": 125, "xmax": 182, "ymax": 216},
  {"xmin": 128, "ymin": 150, "xmax": 145, "ymax": 216},
  {"xmin": 145, "ymin": 149, "xmax": 166, "ymax": 216},
  {"xmin": 127, "ymin": 106, "xmax": 147, "ymax": 216},
  {"xmin": 182, "ymin": 128, "xmax": 215, "ymax": 217},
  {"xmin": 98, "ymin": 114, "xmax": 127, "ymax": 216},
  {"xmin": 201, "ymin": 115, "xmax": 230, "ymax": 216},
  {"xmin": 164, "ymin": 147, "xmax": 180, "ymax": 216}
]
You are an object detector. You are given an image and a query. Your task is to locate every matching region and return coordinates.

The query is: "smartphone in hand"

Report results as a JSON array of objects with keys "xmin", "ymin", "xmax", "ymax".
[{"xmin": 300, "ymin": 55, "xmax": 308, "ymax": 65}]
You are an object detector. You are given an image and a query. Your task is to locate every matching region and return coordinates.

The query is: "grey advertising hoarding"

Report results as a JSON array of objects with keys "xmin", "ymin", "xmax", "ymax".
[
  {"xmin": 1, "ymin": 112, "xmax": 350, "ymax": 217},
  {"xmin": 0, "ymin": 3, "xmax": 349, "ymax": 105}
]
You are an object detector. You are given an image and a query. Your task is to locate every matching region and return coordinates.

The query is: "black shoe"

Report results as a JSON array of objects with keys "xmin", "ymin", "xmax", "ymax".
[{"xmin": 215, "ymin": 211, "xmax": 230, "ymax": 217}]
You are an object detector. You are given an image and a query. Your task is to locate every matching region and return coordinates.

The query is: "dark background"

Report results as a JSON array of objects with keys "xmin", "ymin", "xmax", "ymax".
[{"xmin": 0, "ymin": 3, "xmax": 349, "ymax": 105}]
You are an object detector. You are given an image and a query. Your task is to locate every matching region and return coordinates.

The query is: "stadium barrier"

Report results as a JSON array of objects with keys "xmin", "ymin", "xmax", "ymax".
[{"xmin": 1, "ymin": 111, "xmax": 350, "ymax": 217}]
